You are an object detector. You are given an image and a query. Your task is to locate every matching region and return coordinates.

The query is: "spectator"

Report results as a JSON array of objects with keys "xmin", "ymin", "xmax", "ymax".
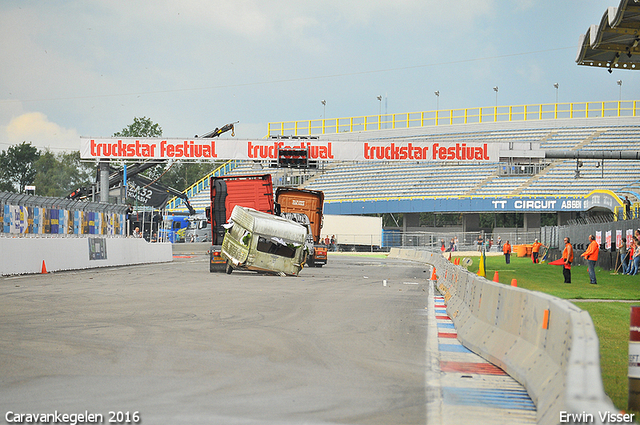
[
  {"xmin": 449, "ymin": 238, "xmax": 455, "ymax": 252},
  {"xmin": 580, "ymin": 234, "xmax": 599, "ymax": 284},
  {"xmin": 133, "ymin": 227, "xmax": 142, "ymax": 238},
  {"xmin": 629, "ymin": 239, "xmax": 640, "ymax": 276},
  {"xmin": 627, "ymin": 238, "xmax": 636, "ymax": 274},
  {"xmin": 324, "ymin": 236, "xmax": 330, "ymax": 246},
  {"xmin": 619, "ymin": 237, "xmax": 629, "ymax": 275},
  {"xmin": 477, "ymin": 234, "xmax": 483, "ymax": 251},
  {"xmin": 330, "ymin": 235, "xmax": 336, "ymax": 252},
  {"xmin": 562, "ymin": 237, "xmax": 573, "ymax": 283},
  {"xmin": 502, "ymin": 240, "xmax": 512, "ymax": 264},
  {"xmin": 454, "ymin": 236, "xmax": 459, "ymax": 251},
  {"xmin": 624, "ymin": 196, "xmax": 632, "ymax": 219},
  {"xmin": 497, "ymin": 236, "xmax": 502, "ymax": 249}
]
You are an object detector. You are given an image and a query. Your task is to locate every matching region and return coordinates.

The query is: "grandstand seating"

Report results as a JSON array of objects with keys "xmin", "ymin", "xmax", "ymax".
[{"xmin": 169, "ymin": 118, "xmax": 640, "ymax": 214}]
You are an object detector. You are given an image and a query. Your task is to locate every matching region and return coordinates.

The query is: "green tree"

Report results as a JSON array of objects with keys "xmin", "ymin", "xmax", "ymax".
[
  {"xmin": 113, "ymin": 116, "xmax": 165, "ymax": 181},
  {"xmin": 33, "ymin": 150, "xmax": 94, "ymax": 197},
  {"xmin": 112, "ymin": 117, "xmax": 221, "ymax": 193},
  {"xmin": 0, "ymin": 142, "xmax": 40, "ymax": 193},
  {"xmin": 113, "ymin": 116, "xmax": 163, "ymax": 138}
]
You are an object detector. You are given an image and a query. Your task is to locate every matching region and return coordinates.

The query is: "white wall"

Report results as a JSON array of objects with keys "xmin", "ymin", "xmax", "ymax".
[
  {"xmin": 322, "ymin": 215, "xmax": 382, "ymax": 246},
  {"xmin": 0, "ymin": 237, "xmax": 172, "ymax": 275}
]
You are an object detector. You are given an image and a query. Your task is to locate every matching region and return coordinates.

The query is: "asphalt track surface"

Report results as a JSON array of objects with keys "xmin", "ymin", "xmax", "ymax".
[{"xmin": 0, "ymin": 253, "xmax": 433, "ymax": 425}]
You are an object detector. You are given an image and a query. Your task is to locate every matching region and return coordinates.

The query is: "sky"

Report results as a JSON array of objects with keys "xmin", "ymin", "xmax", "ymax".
[{"xmin": 1, "ymin": 0, "xmax": 639, "ymax": 153}]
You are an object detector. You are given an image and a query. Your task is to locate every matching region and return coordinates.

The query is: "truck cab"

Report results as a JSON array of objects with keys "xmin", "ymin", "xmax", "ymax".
[
  {"xmin": 208, "ymin": 174, "xmax": 275, "ymax": 272},
  {"xmin": 275, "ymin": 187, "xmax": 327, "ymax": 267},
  {"xmin": 159, "ymin": 214, "xmax": 190, "ymax": 243},
  {"xmin": 185, "ymin": 214, "xmax": 210, "ymax": 242}
]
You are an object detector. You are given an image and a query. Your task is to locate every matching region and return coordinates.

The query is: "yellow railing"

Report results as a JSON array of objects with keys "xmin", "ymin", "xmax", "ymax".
[{"xmin": 268, "ymin": 100, "xmax": 639, "ymax": 136}]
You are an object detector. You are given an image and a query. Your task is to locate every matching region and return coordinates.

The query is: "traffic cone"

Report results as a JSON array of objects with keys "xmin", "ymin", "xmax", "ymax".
[
  {"xmin": 493, "ymin": 271, "xmax": 499, "ymax": 282},
  {"xmin": 511, "ymin": 279, "xmax": 517, "ymax": 287},
  {"xmin": 430, "ymin": 267, "xmax": 437, "ymax": 281},
  {"xmin": 41, "ymin": 260, "xmax": 48, "ymax": 274}
]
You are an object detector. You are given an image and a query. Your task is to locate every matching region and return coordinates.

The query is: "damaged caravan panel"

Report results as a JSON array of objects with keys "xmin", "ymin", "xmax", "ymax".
[{"xmin": 221, "ymin": 206, "xmax": 308, "ymax": 276}]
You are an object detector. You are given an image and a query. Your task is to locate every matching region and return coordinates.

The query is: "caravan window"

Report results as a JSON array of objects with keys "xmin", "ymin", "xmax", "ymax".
[{"xmin": 256, "ymin": 236, "xmax": 296, "ymax": 258}]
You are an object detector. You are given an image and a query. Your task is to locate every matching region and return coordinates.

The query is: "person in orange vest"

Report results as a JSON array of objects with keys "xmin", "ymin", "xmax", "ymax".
[
  {"xmin": 531, "ymin": 239, "xmax": 545, "ymax": 264},
  {"xmin": 502, "ymin": 240, "xmax": 512, "ymax": 264},
  {"xmin": 581, "ymin": 234, "xmax": 599, "ymax": 285},
  {"xmin": 562, "ymin": 237, "xmax": 574, "ymax": 283}
]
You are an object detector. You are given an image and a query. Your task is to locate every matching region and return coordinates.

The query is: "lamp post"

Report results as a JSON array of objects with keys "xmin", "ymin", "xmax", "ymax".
[
  {"xmin": 321, "ymin": 100, "xmax": 326, "ymax": 119},
  {"xmin": 617, "ymin": 80, "xmax": 623, "ymax": 101},
  {"xmin": 493, "ymin": 86, "xmax": 499, "ymax": 107},
  {"xmin": 434, "ymin": 90, "xmax": 440, "ymax": 111},
  {"xmin": 554, "ymin": 83, "xmax": 559, "ymax": 104},
  {"xmin": 377, "ymin": 95, "xmax": 382, "ymax": 115}
]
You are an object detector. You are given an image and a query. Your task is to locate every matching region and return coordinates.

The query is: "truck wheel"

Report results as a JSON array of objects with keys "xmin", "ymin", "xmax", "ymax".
[{"xmin": 225, "ymin": 262, "xmax": 233, "ymax": 274}]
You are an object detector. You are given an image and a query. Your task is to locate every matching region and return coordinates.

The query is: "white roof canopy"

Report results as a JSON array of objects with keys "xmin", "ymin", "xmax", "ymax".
[{"xmin": 576, "ymin": 0, "xmax": 640, "ymax": 71}]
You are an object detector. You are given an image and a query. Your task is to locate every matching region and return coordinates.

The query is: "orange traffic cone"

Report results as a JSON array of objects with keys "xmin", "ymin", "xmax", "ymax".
[
  {"xmin": 430, "ymin": 267, "xmax": 437, "ymax": 281},
  {"xmin": 41, "ymin": 260, "xmax": 48, "ymax": 274},
  {"xmin": 511, "ymin": 279, "xmax": 517, "ymax": 287},
  {"xmin": 493, "ymin": 271, "xmax": 499, "ymax": 282}
]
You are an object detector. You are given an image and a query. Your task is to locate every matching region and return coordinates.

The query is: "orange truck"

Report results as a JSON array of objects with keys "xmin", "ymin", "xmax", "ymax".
[{"xmin": 275, "ymin": 187, "xmax": 327, "ymax": 267}]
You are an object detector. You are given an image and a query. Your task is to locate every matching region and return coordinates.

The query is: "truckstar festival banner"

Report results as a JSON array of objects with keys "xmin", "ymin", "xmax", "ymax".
[{"xmin": 80, "ymin": 137, "xmax": 500, "ymax": 162}]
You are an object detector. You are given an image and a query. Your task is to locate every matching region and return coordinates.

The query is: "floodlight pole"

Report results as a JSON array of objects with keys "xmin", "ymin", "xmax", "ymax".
[{"xmin": 618, "ymin": 80, "xmax": 623, "ymax": 101}]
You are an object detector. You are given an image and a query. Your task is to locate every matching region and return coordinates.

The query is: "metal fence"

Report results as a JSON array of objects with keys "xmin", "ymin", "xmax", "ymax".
[
  {"xmin": 540, "ymin": 217, "xmax": 640, "ymax": 270},
  {"xmin": 331, "ymin": 229, "xmax": 546, "ymax": 253},
  {"xmin": 0, "ymin": 192, "xmax": 129, "ymax": 237}
]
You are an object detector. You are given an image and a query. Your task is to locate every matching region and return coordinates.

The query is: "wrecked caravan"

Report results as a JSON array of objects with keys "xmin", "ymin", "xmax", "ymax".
[{"xmin": 221, "ymin": 206, "xmax": 308, "ymax": 276}]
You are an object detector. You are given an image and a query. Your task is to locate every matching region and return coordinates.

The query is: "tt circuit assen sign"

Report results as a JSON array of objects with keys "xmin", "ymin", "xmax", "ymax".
[
  {"xmin": 80, "ymin": 138, "xmax": 500, "ymax": 162},
  {"xmin": 323, "ymin": 190, "xmax": 624, "ymax": 215}
]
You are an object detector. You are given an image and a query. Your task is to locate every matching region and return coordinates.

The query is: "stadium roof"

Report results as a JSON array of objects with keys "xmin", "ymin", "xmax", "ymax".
[{"xmin": 576, "ymin": 0, "xmax": 640, "ymax": 72}]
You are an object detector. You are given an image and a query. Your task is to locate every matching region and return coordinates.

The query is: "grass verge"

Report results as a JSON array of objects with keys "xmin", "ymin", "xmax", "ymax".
[{"xmin": 454, "ymin": 254, "xmax": 640, "ymax": 412}]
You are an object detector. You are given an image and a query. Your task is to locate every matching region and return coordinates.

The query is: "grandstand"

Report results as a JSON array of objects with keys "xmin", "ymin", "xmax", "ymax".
[{"xmin": 168, "ymin": 108, "xmax": 640, "ymax": 230}]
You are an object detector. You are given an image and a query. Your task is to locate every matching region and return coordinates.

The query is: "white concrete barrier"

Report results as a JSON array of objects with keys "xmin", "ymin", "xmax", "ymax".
[
  {"xmin": 0, "ymin": 237, "xmax": 172, "ymax": 275},
  {"xmin": 389, "ymin": 249, "xmax": 617, "ymax": 425}
]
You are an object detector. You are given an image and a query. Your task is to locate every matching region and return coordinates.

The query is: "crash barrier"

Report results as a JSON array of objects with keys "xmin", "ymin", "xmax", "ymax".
[
  {"xmin": 0, "ymin": 192, "xmax": 129, "ymax": 237},
  {"xmin": 0, "ymin": 237, "xmax": 172, "ymax": 275},
  {"xmin": 388, "ymin": 248, "xmax": 616, "ymax": 425}
]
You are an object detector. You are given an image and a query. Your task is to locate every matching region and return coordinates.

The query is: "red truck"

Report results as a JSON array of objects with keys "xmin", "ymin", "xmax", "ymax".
[
  {"xmin": 275, "ymin": 187, "xmax": 327, "ymax": 267},
  {"xmin": 207, "ymin": 174, "xmax": 275, "ymax": 272}
]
